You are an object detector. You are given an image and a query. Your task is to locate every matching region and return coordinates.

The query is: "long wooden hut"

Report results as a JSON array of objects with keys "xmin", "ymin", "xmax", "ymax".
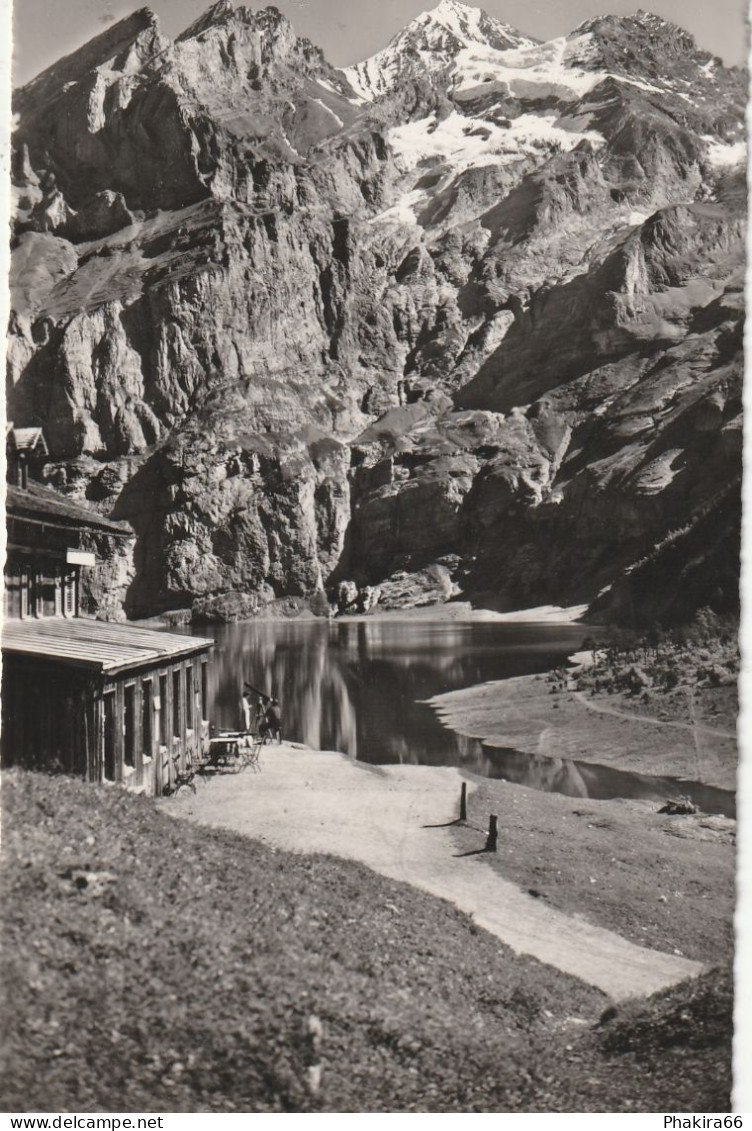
[{"xmin": 2, "ymin": 445, "xmax": 214, "ymax": 794}]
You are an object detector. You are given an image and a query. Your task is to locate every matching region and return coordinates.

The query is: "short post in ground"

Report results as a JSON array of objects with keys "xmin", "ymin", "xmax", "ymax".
[
  {"xmin": 485, "ymin": 813, "xmax": 498, "ymax": 853},
  {"xmin": 459, "ymin": 781, "xmax": 467, "ymax": 823}
]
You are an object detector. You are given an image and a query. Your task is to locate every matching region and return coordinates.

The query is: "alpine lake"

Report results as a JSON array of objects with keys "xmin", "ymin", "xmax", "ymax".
[{"xmin": 185, "ymin": 617, "xmax": 735, "ymax": 817}]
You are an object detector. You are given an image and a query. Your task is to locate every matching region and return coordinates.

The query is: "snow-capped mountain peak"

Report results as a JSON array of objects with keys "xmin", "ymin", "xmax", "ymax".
[
  {"xmin": 343, "ymin": 1, "xmax": 536, "ymax": 101},
  {"xmin": 420, "ymin": 0, "xmax": 486, "ymax": 30},
  {"xmin": 344, "ymin": 0, "xmax": 741, "ymax": 118},
  {"xmin": 415, "ymin": 0, "xmax": 526, "ymax": 49}
]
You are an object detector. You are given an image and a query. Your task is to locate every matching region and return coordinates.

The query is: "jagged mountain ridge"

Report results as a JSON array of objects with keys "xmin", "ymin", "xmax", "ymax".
[
  {"xmin": 344, "ymin": 0, "xmax": 735, "ymax": 104},
  {"xmin": 7, "ymin": 1, "xmax": 746, "ymax": 623}
]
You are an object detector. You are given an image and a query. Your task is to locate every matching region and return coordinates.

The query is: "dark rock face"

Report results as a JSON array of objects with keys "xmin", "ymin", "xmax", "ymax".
[
  {"xmin": 77, "ymin": 529, "xmax": 136, "ymax": 621},
  {"xmin": 110, "ymin": 411, "xmax": 352, "ymax": 618},
  {"xmin": 8, "ymin": 1, "xmax": 745, "ymax": 623}
]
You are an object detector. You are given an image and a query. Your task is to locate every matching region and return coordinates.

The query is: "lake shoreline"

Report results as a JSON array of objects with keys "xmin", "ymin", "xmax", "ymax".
[
  {"xmin": 425, "ymin": 653, "xmax": 736, "ymax": 966},
  {"xmin": 145, "ymin": 599, "xmax": 591, "ymax": 630},
  {"xmin": 428, "ymin": 670, "xmax": 737, "ymax": 792},
  {"xmin": 335, "ymin": 601, "xmax": 590, "ymax": 625}
]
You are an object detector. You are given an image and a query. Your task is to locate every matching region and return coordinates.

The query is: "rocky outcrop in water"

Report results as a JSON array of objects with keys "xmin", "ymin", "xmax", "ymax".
[{"xmin": 7, "ymin": 0, "xmax": 746, "ymax": 623}]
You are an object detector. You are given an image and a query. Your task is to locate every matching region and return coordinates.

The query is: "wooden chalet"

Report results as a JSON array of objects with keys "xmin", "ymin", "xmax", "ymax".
[
  {"xmin": 2, "ymin": 432, "xmax": 214, "ymax": 794},
  {"xmin": 6, "ymin": 422, "xmax": 49, "ymax": 488}
]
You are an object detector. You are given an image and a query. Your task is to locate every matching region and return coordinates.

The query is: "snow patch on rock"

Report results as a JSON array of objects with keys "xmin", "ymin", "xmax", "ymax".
[
  {"xmin": 313, "ymin": 98, "xmax": 344, "ymax": 128},
  {"xmin": 702, "ymin": 137, "xmax": 746, "ymax": 167},
  {"xmin": 388, "ymin": 108, "xmax": 603, "ymax": 174}
]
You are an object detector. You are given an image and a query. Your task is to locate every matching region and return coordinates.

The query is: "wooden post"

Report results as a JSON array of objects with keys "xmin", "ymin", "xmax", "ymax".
[
  {"xmin": 460, "ymin": 782, "xmax": 467, "ymax": 822},
  {"xmin": 485, "ymin": 814, "xmax": 498, "ymax": 853}
]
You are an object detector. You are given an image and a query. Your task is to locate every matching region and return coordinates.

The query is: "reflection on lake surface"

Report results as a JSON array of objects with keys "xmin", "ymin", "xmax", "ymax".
[
  {"xmin": 477, "ymin": 746, "xmax": 735, "ymax": 818},
  {"xmin": 189, "ymin": 618, "xmax": 735, "ymax": 816},
  {"xmin": 197, "ymin": 618, "xmax": 587, "ymax": 764}
]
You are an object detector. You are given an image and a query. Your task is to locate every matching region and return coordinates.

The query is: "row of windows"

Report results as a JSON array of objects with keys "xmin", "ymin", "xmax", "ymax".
[
  {"xmin": 4, "ymin": 564, "xmax": 78, "ymax": 620},
  {"xmin": 102, "ymin": 661, "xmax": 210, "ymax": 781}
]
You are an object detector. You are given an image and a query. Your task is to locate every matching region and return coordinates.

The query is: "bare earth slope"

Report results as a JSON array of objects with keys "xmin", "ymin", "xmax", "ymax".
[{"xmin": 8, "ymin": 1, "xmax": 745, "ymax": 623}]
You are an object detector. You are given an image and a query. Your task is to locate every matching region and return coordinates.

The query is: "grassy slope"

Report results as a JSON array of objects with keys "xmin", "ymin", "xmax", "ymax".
[
  {"xmin": 451, "ymin": 777, "xmax": 734, "ymax": 965},
  {"xmin": 539, "ymin": 967, "xmax": 734, "ymax": 1113},
  {"xmin": 0, "ymin": 771, "xmax": 731, "ymax": 1113}
]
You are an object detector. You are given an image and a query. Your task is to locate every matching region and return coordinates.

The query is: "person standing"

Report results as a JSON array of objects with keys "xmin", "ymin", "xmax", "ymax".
[
  {"xmin": 264, "ymin": 698, "xmax": 282, "ymax": 744},
  {"xmin": 240, "ymin": 688, "xmax": 252, "ymax": 732},
  {"xmin": 254, "ymin": 694, "xmax": 268, "ymax": 733},
  {"xmin": 243, "ymin": 683, "xmax": 269, "ymax": 735}
]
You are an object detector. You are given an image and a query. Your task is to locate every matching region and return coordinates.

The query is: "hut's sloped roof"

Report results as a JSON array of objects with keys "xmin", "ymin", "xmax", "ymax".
[
  {"xmin": 9, "ymin": 427, "xmax": 49, "ymax": 455},
  {"xmin": 2, "ymin": 618, "xmax": 213, "ymax": 675},
  {"xmin": 6, "ymin": 482, "xmax": 132, "ymax": 536}
]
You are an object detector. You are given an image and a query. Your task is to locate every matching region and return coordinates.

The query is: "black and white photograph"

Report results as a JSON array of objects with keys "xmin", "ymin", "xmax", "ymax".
[{"xmin": 0, "ymin": 0, "xmax": 748, "ymax": 1115}]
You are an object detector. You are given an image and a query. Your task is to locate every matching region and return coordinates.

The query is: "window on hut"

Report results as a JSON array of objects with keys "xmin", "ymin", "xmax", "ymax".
[
  {"xmin": 201, "ymin": 661, "xmax": 209, "ymax": 722},
  {"xmin": 103, "ymin": 693, "xmax": 117, "ymax": 781},
  {"xmin": 142, "ymin": 680, "xmax": 153, "ymax": 761},
  {"xmin": 159, "ymin": 674, "xmax": 168, "ymax": 746},
  {"xmin": 30, "ymin": 569, "xmax": 41, "ymax": 617},
  {"xmin": 20, "ymin": 567, "xmax": 31, "ymax": 618},
  {"xmin": 172, "ymin": 669, "xmax": 181, "ymax": 739},
  {"xmin": 124, "ymin": 685, "xmax": 135, "ymax": 769},
  {"xmin": 63, "ymin": 570, "xmax": 77, "ymax": 617},
  {"xmin": 4, "ymin": 566, "xmax": 21, "ymax": 618},
  {"xmin": 185, "ymin": 666, "xmax": 193, "ymax": 731},
  {"xmin": 40, "ymin": 570, "xmax": 58, "ymax": 618}
]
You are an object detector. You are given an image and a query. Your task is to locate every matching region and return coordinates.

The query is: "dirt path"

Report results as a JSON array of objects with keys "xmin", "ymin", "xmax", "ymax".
[
  {"xmin": 163, "ymin": 745, "xmax": 703, "ymax": 1002},
  {"xmin": 572, "ymin": 691, "xmax": 737, "ymax": 740}
]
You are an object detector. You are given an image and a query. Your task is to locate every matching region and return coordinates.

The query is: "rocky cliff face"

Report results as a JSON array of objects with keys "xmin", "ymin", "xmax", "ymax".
[{"xmin": 8, "ymin": 1, "xmax": 746, "ymax": 624}]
